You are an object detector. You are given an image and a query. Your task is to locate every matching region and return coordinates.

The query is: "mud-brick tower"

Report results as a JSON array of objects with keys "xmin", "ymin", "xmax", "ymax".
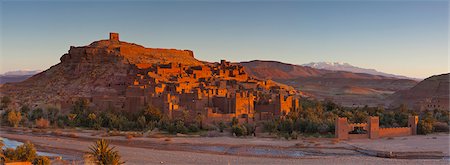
[
  {"xmin": 335, "ymin": 117, "xmax": 349, "ymax": 140},
  {"xmin": 367, "ymin": 116, "xmax": 380, "ymax": 139},
  {"xmin": 110, "ymin": 32, "xmax": 119, "ymax": 41},
  {"xmin": 408, "ymin": 116, "xmax": 418, "ymax": 135}
]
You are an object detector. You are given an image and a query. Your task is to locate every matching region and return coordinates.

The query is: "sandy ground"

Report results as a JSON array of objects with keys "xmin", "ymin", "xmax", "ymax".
[
  {"xmin": 346, "ymin": 134, "xmax": 450, "ymax": 156},
  {"xmin": 0, "ymin": 128, "xmax": 449, "ymax": 165}
]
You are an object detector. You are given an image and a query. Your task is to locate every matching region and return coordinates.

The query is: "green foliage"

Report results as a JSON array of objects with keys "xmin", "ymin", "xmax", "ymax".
[
  {"xmin": 418, "ymin": 112, "xmax": 434, "ymax": 135},
  {"xmin": 243, "ymin": 123, "xmax": 256, "ymax": 136},
  {"xmin": 262, "ymin": 120, "xmax": 278, "ymax": 134},
  {"xmin": 46, "ymin": 107, "xmax": 60, "ymax": 124},
  {"xmin": 88, "ymin": 139, "xmax": 124, "ymax": 165},
  {"xmin": 230, "ymin": 117, "xmax": 239, "ymax": 126},
  {"xmin": 32, "ymin": 156, "xmax": 51, "ymax": 165},
  {"xmin": 232, "ymin": 125, "xmax": 247, "ymax": 137},
  {"xmin": 217, "ymin": 121, "xmax": 227, "ymax": 132},
  {"xmin": 30, "ymin": 108, "xmax": 44, "ymax": 121},
  {"xmin": 278, "ymin": 118, "xmax": 294, "ymax": 134}
]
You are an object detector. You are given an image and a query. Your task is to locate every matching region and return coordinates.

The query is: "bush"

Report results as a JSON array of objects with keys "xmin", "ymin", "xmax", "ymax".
[
  {"xmin": 418, "ymin": 120, "xmax": 433, "ymax": 135},
  {"xmin": 35, "ymin": 118, "xmax": 50, "ymax": 129},
  {"xmin": 7, "ymin": 110, "xmax": 22, "ymax": 127},
  {"xmin": 88, "ymin": 139, "xmax": 124, "ymax": 165},
  {"xmin": 433, "ymin": 122, "xmax": 449, "ymax": 132},
  {"xmin": 232, "ymin": 125, "xmax": 247, "ymax": 137},
  {"xmin": 2, "ymin": 142, "xmax": 40, "ymax": 162},
  {"xmin": 217, "ymin": 121, "xmax": 227, "ymax": 133},
  {"xmin": 32, "ymin": 156, "xmax": 51, "ymax": 165},
  {"xmin": 291, "ymin": 131, "xmax": 298, "ymax": 140},
  {"xmin": 243, "ymin": 123, "xmax": 255, "ymax": 136},
  {"xmin": 263, "ymin": 120, "xmax": 277, "ymax": 134},
  {"xmin": 188, "ymin": 124, "xmax": 199, "ymax": 132}
]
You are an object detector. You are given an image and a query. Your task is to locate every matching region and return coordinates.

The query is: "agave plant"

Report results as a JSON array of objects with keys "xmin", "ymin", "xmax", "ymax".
[{"xmin": 88, "ymin": 139, "xmax": 124, "ymax": 165}]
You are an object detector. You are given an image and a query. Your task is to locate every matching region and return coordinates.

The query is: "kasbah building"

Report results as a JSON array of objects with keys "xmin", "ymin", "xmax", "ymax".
[
  {"xmin": 51, "ymin": 33, "xmax": 418, "ymax": 139},
  {"xmin": 57, "ymin": 33, "xmax": 301, "ymax": 125}
]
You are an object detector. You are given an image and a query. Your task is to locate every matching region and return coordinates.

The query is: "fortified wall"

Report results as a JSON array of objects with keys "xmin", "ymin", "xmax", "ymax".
[{"xmin": 335, "ymin": 116, "xmax": 418, "ymax": 140}]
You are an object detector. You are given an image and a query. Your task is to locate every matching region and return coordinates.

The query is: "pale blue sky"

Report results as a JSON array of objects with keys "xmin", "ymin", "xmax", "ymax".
[{"xmin": 1, "ymin": 0, "xmax": 448, "ymax": 78}]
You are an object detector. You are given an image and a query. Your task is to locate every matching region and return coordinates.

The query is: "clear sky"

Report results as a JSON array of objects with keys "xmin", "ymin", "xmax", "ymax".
[{"xmin": 1, "ymin": 0, "xmax": 448, "ymax": 78}]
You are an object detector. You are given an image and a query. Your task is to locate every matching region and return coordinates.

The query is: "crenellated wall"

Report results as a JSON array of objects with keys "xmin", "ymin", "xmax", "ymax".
[{"xmin": 336, "ymin": 116, "xmax": 418, "ymax": 140}]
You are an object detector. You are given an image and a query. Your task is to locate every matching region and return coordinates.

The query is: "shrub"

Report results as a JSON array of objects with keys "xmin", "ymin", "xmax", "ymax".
[
  {"xmin": 217, "ymin": 121, "xmax": 227, "ymax": 133},
  {"xmin": 263, "ymin": 120, "xmax": 277, "ymax": 134},
  {"xmin": 35, "ymin": 118, "xmax": 50, "ymax": 129},
  {"xmin": 418, "ymin": 120, "xmax": 433, "ymax": 135},
  {"xmin": 13, "ymin": 142, "xmax": 37, "ymax": 162},
  {"xmin": 188, "ymin": 124, "xmax": 199, "ymax": 132},
  {"xmin": 32, "ymin": 156, "xmax": 51, "ymax": 165},
  {"xmin": 433, "ymin": 122, "xmax": 449, "ymax": 132},
  {"xmin": 7, "ymin": 110, "xmax": 22, "ymax": 127},
  {"xmin": 243, "ymin": 123, "xmax": 255, "ymax": 136},
  {"xmin": 291, "ymin": 131, "xmax": 298, "ymax": 140},
  {"xmin": 88, "ymin": 139, "xmax": 124, "ymax": 165},
  {"xmin": 230, "ymin": 117, "xmax": 239, "ymax": 126},
  {"xmin": 232, "ymin": 125, "xmax": 247, "ymax": 137},
  {"xmin": 175, "ymin": 120, "xmax": 188, "ymax": 134}
]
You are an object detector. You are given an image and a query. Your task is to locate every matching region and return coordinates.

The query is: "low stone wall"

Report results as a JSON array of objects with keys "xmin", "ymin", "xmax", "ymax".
[{"xmin": 379, "ymin": 127, "xmax": 411, "ymax": 138}]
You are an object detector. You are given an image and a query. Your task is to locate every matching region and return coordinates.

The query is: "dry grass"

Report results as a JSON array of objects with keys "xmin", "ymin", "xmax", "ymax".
[{"xmin": 35, "ymin": 118, "xmax": 50, "ymax": 129}]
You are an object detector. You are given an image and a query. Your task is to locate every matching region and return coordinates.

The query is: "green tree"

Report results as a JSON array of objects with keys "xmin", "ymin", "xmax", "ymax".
[
  {"xmin": 46, "ymin": 107, "xmax": 60, "ymax": 124},
  {"xmin": 88, "ymin": 139, "xmax": 124, "ymax": 165}
]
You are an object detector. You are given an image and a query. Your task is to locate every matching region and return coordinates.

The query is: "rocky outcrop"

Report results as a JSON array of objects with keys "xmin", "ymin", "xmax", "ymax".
[{"xmin": 0, "ymin": 34, "xmax": 203, "ymax": 106}]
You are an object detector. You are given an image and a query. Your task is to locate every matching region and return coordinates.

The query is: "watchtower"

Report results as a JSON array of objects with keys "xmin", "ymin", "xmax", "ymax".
[
  {"xmin": 110, "ymin": 32, "xmax": 119, "ymax": 41},
  {"xmin": 408, "ymin": 116, "xmax": 418, "ymax": 135}
]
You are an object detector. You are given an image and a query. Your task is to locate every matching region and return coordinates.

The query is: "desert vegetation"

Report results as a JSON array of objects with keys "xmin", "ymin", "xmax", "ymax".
[
  {"xmin": 0, "ymin": 139, "xmax": 50, "ymax": 165},
  {"xmin": 1, "ymin": 96, "xmax": 448, "ymax": 138},
  {"xmin": 88, "ymin": 139, "xmax": 124, "ymax": 165}
]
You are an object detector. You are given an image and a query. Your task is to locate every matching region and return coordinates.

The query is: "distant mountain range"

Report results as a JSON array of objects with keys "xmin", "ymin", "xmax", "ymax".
[
  {"xmin": 241, "ymin": 60, "xmax": 418, "ymax": 107},
  {"xmin": 1, "ymin": 70, "xmax": 42, "ymax": 76},
  {"xmin": 302, "ymin": 62, "xmax": 417, "ymax": 80},
  {"xmin": 0, "ymin": 70, "xmax": 41, "ymax": 84}
]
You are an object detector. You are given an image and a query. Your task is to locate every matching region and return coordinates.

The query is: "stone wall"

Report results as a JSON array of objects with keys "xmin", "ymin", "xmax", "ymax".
[
  {"xmin": 379, "ymin": 127, "xmax": 411, "ymax": 138},
  {"xmin": 335, "ymin": 116, "xmax": 418, "ymax": 140}
]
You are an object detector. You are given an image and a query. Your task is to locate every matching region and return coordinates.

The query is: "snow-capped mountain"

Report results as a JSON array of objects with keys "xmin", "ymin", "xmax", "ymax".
[
  {"xmin": 302, "ymin": 62, "xmax": 415, "ymax": 80},
  {"xmin": 0, "ymin": 70, "xmax": 41, "ymax": 84},
  {"xmin": 1, "ymin": 70, "xmax": 41, "ymax": 76}
]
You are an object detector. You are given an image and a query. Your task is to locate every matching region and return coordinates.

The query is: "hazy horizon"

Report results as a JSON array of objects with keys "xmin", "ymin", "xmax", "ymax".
[{"xmin": 1, "ymin": 1, "xmax": 448, "ymax": 78}]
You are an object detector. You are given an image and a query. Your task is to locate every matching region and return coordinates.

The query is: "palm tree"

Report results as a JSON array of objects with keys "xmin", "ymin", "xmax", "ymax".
[{"xmin": 88, "ymin": 139, "xmax": 124, "ymax": 165}]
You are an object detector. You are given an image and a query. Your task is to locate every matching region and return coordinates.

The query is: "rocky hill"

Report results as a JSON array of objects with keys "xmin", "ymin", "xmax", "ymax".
[
  {"xmin": 241, "ymin": 60, "xmax": 418, "ymax": 107},
  {"xmin": 0, "ymin": 33, "xmax": 204, "ymax": 106},
  {"xmin": 389, "ymin": 73, "xmax": 449, "ymax": 110}
]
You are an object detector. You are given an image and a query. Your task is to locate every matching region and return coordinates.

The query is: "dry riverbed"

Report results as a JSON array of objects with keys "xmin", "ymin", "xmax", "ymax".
[{"xmin": 0, "ymin": 127, "xmax": 448, "ymax": 165}]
